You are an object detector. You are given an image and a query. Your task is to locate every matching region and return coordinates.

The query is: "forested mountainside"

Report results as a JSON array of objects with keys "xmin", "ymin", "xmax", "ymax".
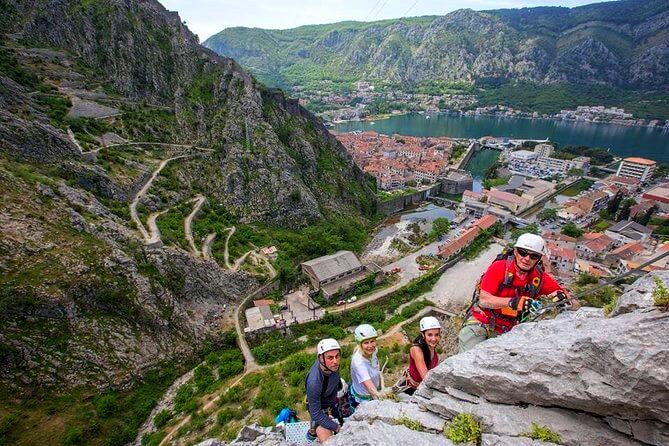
[{"xmin": 205, "ymin": 0, "xmax": 669, "ymax": 92}]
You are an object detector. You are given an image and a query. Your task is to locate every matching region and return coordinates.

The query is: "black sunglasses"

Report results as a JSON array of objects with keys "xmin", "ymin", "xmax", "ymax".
[{"xmin": 515, "ymin": 247, "xmax": 542, "ymax": 260}]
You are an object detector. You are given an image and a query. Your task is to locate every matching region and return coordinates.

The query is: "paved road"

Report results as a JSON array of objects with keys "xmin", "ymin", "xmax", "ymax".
[
  {"xmin": 184, "ymin": 195, "xmax": 206, "ymax": 256},
  {"xmin": 329, "ymin": 239, "xmax": 443, "ymax": 313}
]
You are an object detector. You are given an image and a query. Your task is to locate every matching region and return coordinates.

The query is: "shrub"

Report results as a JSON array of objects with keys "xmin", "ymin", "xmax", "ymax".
[
  {"xmin": 141, "ymin": 430, "xmax": 166, "ymax": 446},
  {"xmin": 217, "ymin": 408, "xmax": 236, "ymax": 427},
  {"xmin": 522, "ymin": 421, "xmax": 562, "ymax": 443},
  {"xmin": 218, "ymin": 360, "xmax": 244, "ymax": 380},
  {"xmin": 62, "ymin": 426, "xmax": 83, "ymax": 446},
  {"xmin": 603, "ymin": 295, "xmax": 618, "ymax": 316},
  {"xmin": 653, "ymin": 276, "xmax": 669, "ymax": 310},
  {"xmin": 173, "ymin": 384, "xmax": 196, "ymax": 413},
  {"xmin": 193, "ymin": 364, "xmax": 214, "ymax": 393},
  {"xmin": 95, "ymin": 394, "xmax": 118, "ymax": 418},
  {"xmin": 444, "ymin": 413, "xmax": 481, "ymax": 444},
  {"xmin": 153, "ymin": 409, "xmax": 173, "ymax": 429}
]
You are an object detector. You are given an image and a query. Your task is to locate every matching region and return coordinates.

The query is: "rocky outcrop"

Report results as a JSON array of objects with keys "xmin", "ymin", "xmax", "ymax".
[{"xmin": 217, "ymin": 272, "xmax": 668, "ymax": 446}]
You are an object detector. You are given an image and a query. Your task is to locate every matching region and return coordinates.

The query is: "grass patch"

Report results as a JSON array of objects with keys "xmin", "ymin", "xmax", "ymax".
[
  {"xmin": 652, "ymin": 276, "xmax": 669, "ymax": 311},
  {"xmin": 522, "ymin": 421, "xmax": 562, "ymax": 443},
  {"xmin": 560, "ymin": 179, "xmax": 594, "ymax": 197},
  {"xmin": 394, "ymin": 416, "xmax": 423, "ymax": 431},
  {"xmin": 444, "ymin": 413, "xmax": 481, "ymax": 444}
]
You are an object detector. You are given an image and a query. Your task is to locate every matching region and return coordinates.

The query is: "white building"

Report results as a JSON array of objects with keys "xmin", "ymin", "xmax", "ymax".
[
  {"xmin": 509, "ymin": 150, "xmax": 539, "ymax": 163},
  {"xmin": 616, "ymin": 157, "xmax": 656, "ymax": 182},
  {"xmin": 534, "ymin": 143, "xmax": 554, "ymax": 157}
]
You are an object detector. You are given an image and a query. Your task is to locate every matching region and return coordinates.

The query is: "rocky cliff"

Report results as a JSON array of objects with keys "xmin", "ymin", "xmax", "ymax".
[
  {"xmin": 204, "ymin": 0, "xmax": 669, "ymax": 91},
  {"xmin": 209, "ymin": 271, "xmax": 669, "ymax": 446},
  {"xmin": 0, "ymin": 0, "xmax": 374, "ymax": 393}
]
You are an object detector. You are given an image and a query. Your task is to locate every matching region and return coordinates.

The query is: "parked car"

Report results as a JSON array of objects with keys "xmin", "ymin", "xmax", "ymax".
[
  {"xmin": 336, "ymin": 299, "xmax": 346, "ymax": 306},
  {"xmin": 347, "ymin": 296, "xmax": 358, "ymax": 303},
  {"xmin": 419, "ymin": 265, "xmax": 430, "ymax": 271},
  {"xmin": 391, "ymin": 267, "xmax": 401, "ymax": 274}
]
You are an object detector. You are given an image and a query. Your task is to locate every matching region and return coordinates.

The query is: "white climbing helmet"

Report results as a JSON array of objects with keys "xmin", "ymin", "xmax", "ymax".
[
  {"xmin": 419, "ymin": 316, "xmax": 441, "ymax": 332},
  {"xmin": 337, "ymin": 379, "xmax": 348, "ymax": 398},
  {"xmin": 354, "ymin": 324, "xmax": 378, "ymax": 343},
  {"xmin": 514, "ymin": 233, "xmax": 549, "ymax": 256},
  {"xmin": 317, "ymin": 338, "xmax": 341, "ymax": 356}
]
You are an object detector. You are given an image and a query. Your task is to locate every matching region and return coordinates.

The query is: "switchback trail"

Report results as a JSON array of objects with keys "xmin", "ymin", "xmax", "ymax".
[{"xmin": 184, "ymin": 195, "xmax": 206, "ymax": 256}]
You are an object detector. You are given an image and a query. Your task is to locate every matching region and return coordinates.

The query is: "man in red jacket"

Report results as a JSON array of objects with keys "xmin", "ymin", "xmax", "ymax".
[{"xmin": 458, "ymin": 233, "xmax": 580, "ymax": 352}]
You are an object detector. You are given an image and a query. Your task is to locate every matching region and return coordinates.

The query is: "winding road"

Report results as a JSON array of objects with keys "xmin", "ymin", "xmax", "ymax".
[
  {"xmin": 130, "ymin": 154, "xmax": 192, "ymax": 242},
  {"xmin": 201, "ymin": 233, "xmax": 216, "ymax": 260},
  {"xmin": 184, "ymin": 195, "xmax": 206, "ymax": 256},
  {"xmin": 146, "ymin": 209, "xmax": 168, "ymax": 245}
]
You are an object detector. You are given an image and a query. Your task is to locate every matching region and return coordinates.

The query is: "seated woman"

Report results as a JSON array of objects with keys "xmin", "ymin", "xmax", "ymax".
[
  {"xmin": 405, "ymin": 316, "xmax": 441, "ymax": 395},
  {"xmin": 349, "ymin": 324, "xmax": 381, "ymax": 403}
]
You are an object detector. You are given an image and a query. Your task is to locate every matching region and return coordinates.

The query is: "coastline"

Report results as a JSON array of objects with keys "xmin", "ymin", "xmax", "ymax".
[{"xmin": 329, "ymin": 110, "xmax": 669, "ymax": 130}]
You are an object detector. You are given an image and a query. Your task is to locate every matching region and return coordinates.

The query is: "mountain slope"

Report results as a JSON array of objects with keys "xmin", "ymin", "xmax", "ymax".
[
  {"xmin": 204, "ymin": 0, "xmax": 669, "ymax": 91},
  {"xmin": 0, "ymin": 0, "xmax": 375, "ymax": 397}
]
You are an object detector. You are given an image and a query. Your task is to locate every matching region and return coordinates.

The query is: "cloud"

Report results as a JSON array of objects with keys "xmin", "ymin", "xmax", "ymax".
[{"xmin": 159, "ymin": 0, "xmax": 611, "ymax": 41}]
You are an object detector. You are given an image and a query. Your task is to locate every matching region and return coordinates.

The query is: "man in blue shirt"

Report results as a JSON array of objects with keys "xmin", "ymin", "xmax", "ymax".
[{"xmin": 305, "ymin": 338, "xmax": 341, "ymax": 442}]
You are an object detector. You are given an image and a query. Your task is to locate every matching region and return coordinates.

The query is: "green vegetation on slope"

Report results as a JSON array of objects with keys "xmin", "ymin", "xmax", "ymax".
[{"xmin": 477, "ymin": 82, "xmax": 669, "ymax": 120}]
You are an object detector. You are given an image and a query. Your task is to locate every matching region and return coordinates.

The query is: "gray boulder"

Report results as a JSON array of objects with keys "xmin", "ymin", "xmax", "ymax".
[
  {"xmin": 421, "ymin": 310, "xmax": 669, "ymax": 425},
  {"xmin": 414, "ymin": 387, "xmax": 643, "ymax": 446},
  {"xmin": 610, "ymin": 271, "xmax": 669, "ymax": 316},
  {"xmin": 329, "ymin": 420, "xmax": 453, "ymax": 446}
]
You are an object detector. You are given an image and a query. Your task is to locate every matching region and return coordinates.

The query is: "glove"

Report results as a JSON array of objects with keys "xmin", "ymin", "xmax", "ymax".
[{"xmin": 508, "ymin": 296, "xmax": 534, "ymax": 312}]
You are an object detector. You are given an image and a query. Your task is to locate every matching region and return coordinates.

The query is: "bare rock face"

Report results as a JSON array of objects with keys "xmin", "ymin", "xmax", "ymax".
[{"xmin": 421, "ymin": 307, "xmax": 669, "ymax": 425}]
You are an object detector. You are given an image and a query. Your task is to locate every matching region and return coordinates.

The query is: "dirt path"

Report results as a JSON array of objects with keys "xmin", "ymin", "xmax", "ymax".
[
  {"xmin": 146, "ymin": 209, "xmax": 168, "ymax": 245},
  {"xmin": 223, "ymin": 226, "xmax": 235, "ymax": 269},
  {"xmin": 202, "ymin": 233, "xmax": 216, "ymax": 260},
  {"xmin": 67, "ymin": 127, "xmax": 84, "ymax": 154},
  {"xmin": 184, "ymin": 195, "xmax": 206, "ymax": 256},
  {"xmin": 130, "ymin": 155, "xmax": 191, "ymax": 242}
]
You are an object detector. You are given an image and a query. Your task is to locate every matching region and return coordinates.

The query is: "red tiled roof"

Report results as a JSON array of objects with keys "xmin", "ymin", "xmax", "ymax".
[
  {"xmin": 610, "ymin": 242, "xmax": 644, "ymax": 257},
  {"xmin": 624, "ymin": 157, "xmax": 656, "ymax": 166},
  {"xmin": 473, "ymin": 214, "xmax": 497, "ymax": 230}
]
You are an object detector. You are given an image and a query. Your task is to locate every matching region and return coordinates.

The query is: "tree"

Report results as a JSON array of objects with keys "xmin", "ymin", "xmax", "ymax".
[
  {"xmin": 653, "ymin": 163, "xmax": 669, "ymax": 179},
  {"xmin": 537, "ymin": 208, "xmax": 557, "ymax": 221},
  {"xmin": 561, "ymin": 222, "xmax": 583, "ymax": 238},
  {"xmin": 616, "ymin": 198, "xmax": 636, "ymax": 222},
  {"xmin": 429, "ymin": 217, "xmax": 451, "ymax": 241},
  {"xmin": 635, "ymin": 205, "xmax": 658, "ymax": 226},
  {"xmin": 567, "ymin": 168, "xmax": 584, "ymax": 177},
  {"xmin": 606, "ymin": 191, "xmax": 623, "ymax": 216}
]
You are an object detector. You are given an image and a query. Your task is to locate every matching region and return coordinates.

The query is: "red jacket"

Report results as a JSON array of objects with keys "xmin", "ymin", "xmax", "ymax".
[{"xmin": 472, "ymin": 258, "xmax": 563, "ymax": 333}]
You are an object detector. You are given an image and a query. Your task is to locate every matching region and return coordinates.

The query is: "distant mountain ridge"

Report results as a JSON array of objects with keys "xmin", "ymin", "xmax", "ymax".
[{"xmin": 204, "ymin": 0, "xmax": 669, "ymax": 91}]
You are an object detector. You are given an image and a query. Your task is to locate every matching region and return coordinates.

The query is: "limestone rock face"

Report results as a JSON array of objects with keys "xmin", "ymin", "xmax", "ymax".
[
  {"xmin": 422, "ymin": 309, "xmax": 669, "ymax": 424},
  {"xmin": 610, "ymin": 270, "xmax": 668, "ymax": 316}
]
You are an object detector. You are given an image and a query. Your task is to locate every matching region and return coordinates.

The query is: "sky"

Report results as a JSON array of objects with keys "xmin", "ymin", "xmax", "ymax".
[{"xmin": 160, "ymin": 0, "xmax": 612, "ymax": 41}]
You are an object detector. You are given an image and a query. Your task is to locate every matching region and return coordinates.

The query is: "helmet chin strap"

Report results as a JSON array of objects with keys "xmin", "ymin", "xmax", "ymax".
[{"xmin": 319, "ymin": 354, "xmax": 336, "ymax": 374}]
